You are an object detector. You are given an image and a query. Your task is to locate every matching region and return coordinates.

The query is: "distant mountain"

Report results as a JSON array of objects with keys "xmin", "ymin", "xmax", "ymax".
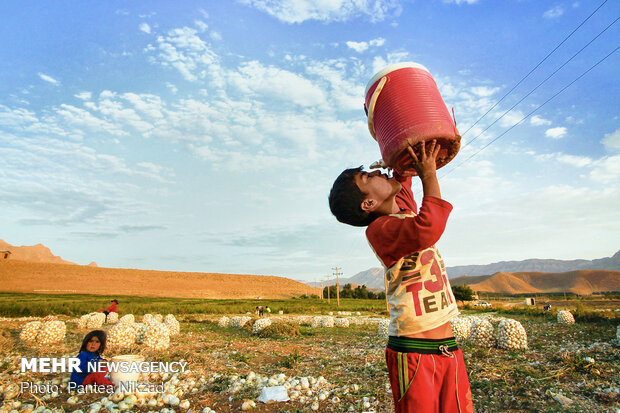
[
  {"xmin": 304, "ymin": 267, "xmax": 385, "ymax": 290},
  {"xmin": 0, "ymin": 239, "xmax": 77, "ymax": 265},
  {"xmin": 343, "ymin": 267, "xmax": 385, "ymax": 289},
  {"xmin": 303, "ymin": 250, "xmax": 620, "ymax": 291},
  {"xmin": 446, "ymin": 250, "xmax": 620, "ymax": 277},
  {"xmin": 451, "ymin": 270, "xmax": 620, "ymax": 295}
]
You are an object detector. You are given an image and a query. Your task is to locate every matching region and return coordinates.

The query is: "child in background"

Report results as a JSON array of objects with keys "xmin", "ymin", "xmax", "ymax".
[
  {"xmin": 98, "ymin": 299, "xmax": 118, "ymax": 322},
  {"xmin": 328, "ymin": 140, "xmax": 473, "ymax": 412},
  {"xmin": 69, "ymin": 330, "xmax": 114, "ymax": 387}
]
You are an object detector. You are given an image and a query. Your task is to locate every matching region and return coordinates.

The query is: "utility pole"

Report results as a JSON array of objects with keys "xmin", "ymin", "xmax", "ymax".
[
  {"xmin": 326, "ymin": 274, "xmax": 331, "ymax": 304},
  {"xmin": 320, "ymin": 280, "xmax": 324, "ymax": 300},
  {"xmin": 332, "ymin": 267, "xmax": 341, "ymax": 307}
]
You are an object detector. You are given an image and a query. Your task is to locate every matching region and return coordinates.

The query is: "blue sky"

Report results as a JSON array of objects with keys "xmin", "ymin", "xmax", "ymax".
[{"xmin": 1, "ymin": 0, "xmax": 618, "ymax": 282}]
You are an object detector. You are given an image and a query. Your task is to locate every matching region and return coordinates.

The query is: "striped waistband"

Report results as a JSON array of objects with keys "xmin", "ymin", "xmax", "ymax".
[{"xmin": 387, "ymin": 336, "xmax": 458, "ymax": 354}]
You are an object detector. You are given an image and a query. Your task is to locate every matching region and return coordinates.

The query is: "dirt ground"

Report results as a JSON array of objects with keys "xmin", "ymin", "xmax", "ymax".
[{"xmin": 0, "ymin": 311, "xmax": 618, "ymax": 412}]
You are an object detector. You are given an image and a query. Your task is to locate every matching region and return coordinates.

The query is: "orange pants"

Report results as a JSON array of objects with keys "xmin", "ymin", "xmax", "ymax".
[{"xmin": 386, "ymin": 347, "xmax": 474, "ymax": 412}]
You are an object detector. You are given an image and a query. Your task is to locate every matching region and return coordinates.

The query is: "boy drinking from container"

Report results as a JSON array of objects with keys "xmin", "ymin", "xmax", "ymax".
[{"xmin": 328, "ymin": 140, "xmax": 474, "ymax": 413}]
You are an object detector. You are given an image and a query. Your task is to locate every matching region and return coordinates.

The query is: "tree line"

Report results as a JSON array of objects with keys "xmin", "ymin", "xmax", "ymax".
[
  {"xmin": 323, "ymin": 284, "xmax": 386, "ymax": 300},
  {"xmin": 319, "ymin": 283, "xmax": 481, "ymax": 303}
]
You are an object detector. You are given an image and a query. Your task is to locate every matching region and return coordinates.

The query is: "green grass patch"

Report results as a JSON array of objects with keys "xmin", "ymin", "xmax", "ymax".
[
  {"xmin": 278, "ymin": 349, "xmax": 303, "ymax": 368},
  {"xmin": 229, "ymin": 351, "xmax": 255, "ymax": 364},
  {"xmin": 462, "ymin": 304, "xmax": 618, "ymax": 324},
  {"xmin": 0, "ymin": 292, "xmax": 387, "ymax": 317}
]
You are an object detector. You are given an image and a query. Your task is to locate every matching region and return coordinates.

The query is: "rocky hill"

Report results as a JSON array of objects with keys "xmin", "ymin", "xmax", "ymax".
[
  {"xmin": 0, "ymin": 239, "xmax": 76, "ymax": 265},
  {"xmin": 446, "ymin": 250, "xmax": 620, "ymax": 277},
  {"xmin": 450, "ymin": 270, "xmax": 620, "ymax": 295}
]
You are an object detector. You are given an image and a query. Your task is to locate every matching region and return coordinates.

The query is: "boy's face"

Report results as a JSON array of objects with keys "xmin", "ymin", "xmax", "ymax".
[{"xmin": 354, "ymin": 170, "xmax": 401, "ymax": 213}]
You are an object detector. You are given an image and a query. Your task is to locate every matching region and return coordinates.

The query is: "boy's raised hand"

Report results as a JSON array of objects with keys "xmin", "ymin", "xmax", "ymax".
[{"xmin": 406, "ymin": 139, "xmax": 440, "ymax": 179}]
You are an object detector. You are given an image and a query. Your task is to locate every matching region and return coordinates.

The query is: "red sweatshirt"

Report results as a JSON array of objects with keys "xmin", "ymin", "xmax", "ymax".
[
  {"xmin": 100, "ymin": 302, "xmax": 117, "ymax": 313},
  {"xmin": 366, "ymin": 173, "xmax": 458, "ymax": 336}
]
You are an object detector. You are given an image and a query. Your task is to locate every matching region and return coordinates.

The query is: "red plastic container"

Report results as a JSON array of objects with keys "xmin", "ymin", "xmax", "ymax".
[{"xmin": 364, "ymin": 62, "xmax": 460, "ymax": 175}]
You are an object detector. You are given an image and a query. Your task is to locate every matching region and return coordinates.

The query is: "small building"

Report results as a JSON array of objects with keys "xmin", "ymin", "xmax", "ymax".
[
  {"xmin": 0, "ymin": 250, "xmax": 11, "ymax": 260},
  {"xmin": 524, "ymin": 297, "xmax": 535, "ymax": 306}
]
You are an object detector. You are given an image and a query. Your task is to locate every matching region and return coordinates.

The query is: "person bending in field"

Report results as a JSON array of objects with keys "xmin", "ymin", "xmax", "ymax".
[
  {"xmin": 69, "ymin": 330, "xmax": 114, "ymax": 387},
  {"xmin": 328, "ymin": 140, "xmax": 474, "ymax": 413},
  {"xmin": 98, "ymin": 299, "xmax": 118, "ymax": 322}
]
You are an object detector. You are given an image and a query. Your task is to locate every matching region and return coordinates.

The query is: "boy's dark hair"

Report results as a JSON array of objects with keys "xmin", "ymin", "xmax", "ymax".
[
  {"xmin": 79, "ymin": 330, "xmax": 107, "ymax": 354},
  {"xmin": 328, "ymin": 166, "xmax": 372, "ymax": 227},
  {"xmin": 111, "ymin": 299, "xmax": 118, "ymax": 304}
]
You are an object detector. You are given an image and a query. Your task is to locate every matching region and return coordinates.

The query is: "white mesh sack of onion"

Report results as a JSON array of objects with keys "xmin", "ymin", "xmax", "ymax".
[
  {"xmin": 496, "ymin": 319, "xmax": 528, "ymax": 350},
  {"xmin": 470, "ymin": 319, "xmax": 495, "ymax": 348},
  {"xmin": 557, "ymin": 310, "xmax": 575, "ymax": 325}
]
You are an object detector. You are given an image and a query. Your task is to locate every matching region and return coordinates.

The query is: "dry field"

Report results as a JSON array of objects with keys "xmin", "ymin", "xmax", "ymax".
[
  {"xmin": 0, "ymin": 310, "xmax": 618, "ymax": 413},
  {"xmin": 0, "ymin": 260, "xmax": 319, "ymax": 299}
]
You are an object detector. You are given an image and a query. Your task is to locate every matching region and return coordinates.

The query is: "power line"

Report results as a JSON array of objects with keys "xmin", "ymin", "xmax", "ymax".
[
  {"xmin": 461, "ymin": 15, "xmax": 619, "ymax": 151},
  {"xmin": 459, "ymin": 0, "xmax": 610, "ymax": 139},
  {"xmin": 440, "ymin": 45, "xmax": 619, "ymax": 179}
]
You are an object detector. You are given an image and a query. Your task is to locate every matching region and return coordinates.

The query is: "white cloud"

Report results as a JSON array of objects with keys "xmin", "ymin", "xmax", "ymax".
[
  {"xmin": 543, "ymin": 6, "xmax": 564, "ymax": 19},
  {"xmin": 38, "ymin": 73, "xmax": 59, "ymax": 85},
  {"xmin": 228, "ymin": 61, "xmax": 326, "ymax": 107},
  {"xmin": 210, "ymin": 31, "xmax": 222, "ymax": 41},
  {"xmin": 443, "ymin": 0, "xmax": 479, "ymax": 4},
  {"xmin": 120, "ymin": 93, "xmax": 165, "ymax": 120},
  {"xmin": 346, "ymin": 41, "xmax": 369, "ymax": 53},
  {"xmin": 370, "ymin": 51, "xmax": 410, "ymax": 74},
  {"xmin": 498, "ymin": 110, "xmax": 525, "ymax": 128},
  {"xmin": 555, "ymin": 154, "xmax": 592, "ymax": 168},
  {"xmin": 371, "ymin": 56, "xmax": 388, "ymax": 74},
  {"xmin": 0, "ymin": 127, "xmax": 173, "ymax": 227},
  {"xmin": 590, "ymin": 154, "xmax": 620, "ymax": 183},
  {"xmin": 443, "ymin": 181, "xmax": 620, "ymax": 267},
  {"xmin": 602, "ymin": 128, "xmax": 620, "ymax": 150},
  {"xmin": 470, "ymin": 86, "xmax": 499, "ymax": 97},
  {"xmin": 369, "ymin": 38, "xmax": 386, "ymax": 47},
  {"xmin": 0, "ymin": 105, "xmax": 38, "ymax": 128},
  {"xmin": 534, "ymin": 152, "xmax": 593, "ymax": 167},
  {"xmin": 545, "ymin": 126, "xmax": 567, "ymax": 139},
  {"xmin": 74, "ymin": 92, "xmax": 92, "ymax": 100},
  {"xmin": 149, "ymin": 26, "xmax": 219, "ymax": 82},
  {"xmin": 139, "ymin": 23, "xmax": 151, "ymax": 34},
  {"xmin": 165, "ymin": 82, "xmax": 178, "ymax": 94},
  {"xmin": 305, "ymin": 59, "xmax": 364, "ymax": 111},
  {"xmin": 136, "ymin": 162, "xmax": 174, "ymax": 180},
  {"xmin": 94, "ymin": 98, "xmax": 155, "ymax": 134},
  {"xmin": 346, "ymin": 37, "xmax": 385, "ymax": 52},
  {"xmin": 55, "ymin": 104, "xmax": 127, "ymax": 136},
  {"xmin": 195, "ymin": 20, "xmax": 208, "ymax": 32},
  {"xmin": 530, "ymin": 115, "xmax": 551, "ymax": 126},
  {"xmin": 239, "ymin": 0, "xmax": 401, "ymax": 23}
]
